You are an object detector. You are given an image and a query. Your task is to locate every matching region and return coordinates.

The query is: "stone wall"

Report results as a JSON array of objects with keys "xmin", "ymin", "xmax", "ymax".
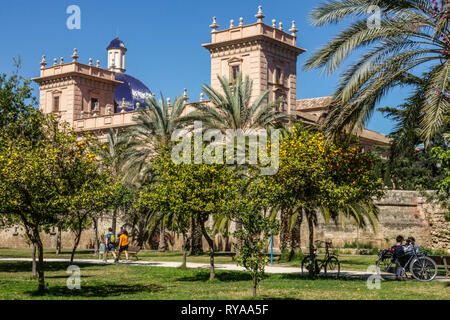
[{"xmin": 1, "ymin": 191, "xmax": 449, "ymax": 253}]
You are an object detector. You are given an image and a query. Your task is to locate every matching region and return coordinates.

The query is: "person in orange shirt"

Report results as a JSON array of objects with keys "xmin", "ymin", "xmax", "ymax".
[{"xmin": 117, "ymin": 230, "xmax": 129, "ymax": 262}]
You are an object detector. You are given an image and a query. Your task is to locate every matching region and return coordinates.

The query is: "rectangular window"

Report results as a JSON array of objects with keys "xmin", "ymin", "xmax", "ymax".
[
  {"xmin": 53, "ymin": 96, "xmax": 60, "ymax": 112},
  {"xmin": 90, "ymin": 98, "xmax": 99, "ymax": 111},
  {"xmin": 232, "ymin": 65, "xmax": 240, "ymax": 81},
  {"xmin": 275, "ymin": 67, "xmax": 282, "ymax": 84}
]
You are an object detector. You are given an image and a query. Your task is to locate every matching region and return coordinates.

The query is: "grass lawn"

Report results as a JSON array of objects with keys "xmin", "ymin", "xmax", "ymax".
[
  {"xmin": 0, "ymin": 261, "xmax": 448, "ymax": 300},
  {"xmin": 0, "ymin": 248, "xmax": 378, "ymax": 271}
]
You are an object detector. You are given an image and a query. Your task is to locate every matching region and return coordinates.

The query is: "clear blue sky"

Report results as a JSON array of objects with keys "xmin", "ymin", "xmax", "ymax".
[{"xmin": 0, "ymin": 0, "xmax": 407, "ymax": 135}]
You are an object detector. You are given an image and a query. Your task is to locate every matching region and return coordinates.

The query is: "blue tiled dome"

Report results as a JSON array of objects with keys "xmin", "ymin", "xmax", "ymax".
[
  {"xmin": 107, "ymin": 37, "xmax": 127, "ymax": 51},
  {"xmin": 114, "ymin": 73, "xmax": 152, "ymax": 112}
]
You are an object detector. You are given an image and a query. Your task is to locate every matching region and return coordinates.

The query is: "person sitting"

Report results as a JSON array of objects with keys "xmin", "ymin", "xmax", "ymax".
[
  {"xmin": 390, "ymin": 235, "xmax": 405, "ymax": 258},
  {"xmin": 403, "ymin": 237, "xmax": 420, "ymax": 256},
  {"xmin": 390, "ymin": 235, "xmax": 406, "ymax": 279}
]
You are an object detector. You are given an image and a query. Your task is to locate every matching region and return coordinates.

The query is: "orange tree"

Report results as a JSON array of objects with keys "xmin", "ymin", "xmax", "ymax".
[
  {"xmin": 0, "ymin": 115, "xmax": 113, "ymax": 292},
  {"xmin": 138, "ymin": 145, "xmax": 239, "ymax": 280},
  {"xmin": 265, "ymin": 124, "xmax": 383, "ymax": 262}
]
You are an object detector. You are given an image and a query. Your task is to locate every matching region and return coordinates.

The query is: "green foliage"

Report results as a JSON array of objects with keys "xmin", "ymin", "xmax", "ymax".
[
  {"xmin": 0, "ymin": 113, "xmax": 115, "ymax": 288},
  {"xmin": 0, "ymin": 58, "xmax": 40, "ymax": 139},
  {"xmin": 266, "ymin": 125, "xmax": 383, "ymax": 230},
  {"xmin": 187, "ymin": 73, "xmax": 289, "ymax": 132},
  {"xmin": 430, "ymin": 146, "xmax": 450, "ymax": 213},
  {"xmin": 234, "ymin": 208, "xmax": 279, "ymax": 297},
  {"xmin": 306, "ymin": 0, "xmax": 450, "ymax": 143}
]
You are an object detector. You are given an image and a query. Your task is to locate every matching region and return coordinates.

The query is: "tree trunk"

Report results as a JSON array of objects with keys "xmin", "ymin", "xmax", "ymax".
[
  {"xmin": 279, "ymin": 208, "xmax": 291, "ymax": 252},
  {"xmin": 92, "ymin": 217, "xmax": 99, "ymax": 257},
  {"xmin": 181, "ymin": 232, "xmax": 188, "ymax": 268},
  {"xmin": 112, "ymin": 209, "xmax": 117, "ymax": 235},
  {"xmin": 190, "ymin": 216, "xmax": 203, "ymax": 255},
  {"xmin": 306, "ymin": 209, "xmax": 315, "ymax": 278},
  {"xmin": 200, "ymin": 222, "xmax": 215, "ymax": 280},
  {"xmin": 56, "ymin": 227, "xmax": 62, "ymax": 255},
  {"xmin": 252, "ymin": 274, "xmax": 257, "ymax": 297},
  {"xmin": 158, "ymin": 221, "xmax": 168, "ymax": 252},
  {"xmin": 31, "ymin": 228, "xmax": 45, "ymax": 293},
  {"xmin": 32, "ymin": 243, "xmax": 37, "ymax": 277},
  {"xmin": 70, "ymin": 227, "xmax": 82, "ymax": 264},
  {"xmin": 290, "ymin": 208, "xmax": 303, "ymax": 255},
  {"xmin": 37, "ymin": 240, "xmax": 45, "ymax": 293}
]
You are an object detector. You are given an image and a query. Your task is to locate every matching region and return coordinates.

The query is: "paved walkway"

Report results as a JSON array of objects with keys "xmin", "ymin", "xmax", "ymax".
[{"xmin": 1, "ymin": 257, "xmax": 448, "ymax": 282}]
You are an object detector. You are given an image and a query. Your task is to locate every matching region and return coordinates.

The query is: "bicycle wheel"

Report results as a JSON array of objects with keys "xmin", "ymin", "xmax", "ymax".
[
  {"xmin": 376, "ymin": 257, "xmax": 396, "ymax": 281},
  {"xmin": 324, "ymin": 256, "xmax": 340, "ymax": 278},
  {"xmin": 409, "ymin": 256, "xmax": 438, "ymax": 282},
  {"xmin": 301, "ymin": 256, "xmax": 315, "ymax": 275}
]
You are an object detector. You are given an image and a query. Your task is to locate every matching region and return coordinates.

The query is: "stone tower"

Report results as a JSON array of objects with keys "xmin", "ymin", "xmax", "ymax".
[
  {"xmin": 202, "ymin": 6, "xmax": 305, "ymax": 116},
  {"xmin": 32, "ymin": 49, "xmax": 122, "ymax": 126}
]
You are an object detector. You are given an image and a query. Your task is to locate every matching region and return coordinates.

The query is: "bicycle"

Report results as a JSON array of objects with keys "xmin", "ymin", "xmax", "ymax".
[
  {"xmin": 376, "ymin": 240, "xmax": 438, "ymax": 282},
  {"xmin": 301, "ymin": 240, "xmax": 340, "ymax": 278}
]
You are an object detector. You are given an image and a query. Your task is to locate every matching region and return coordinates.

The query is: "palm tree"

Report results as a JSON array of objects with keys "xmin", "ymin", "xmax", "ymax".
[
  {"xmin": 186, "ymin": 73, "xmax": 290, "ymax": 132},
  {"xmin": 120, "ymin": 95, "xmax": 188, "ymax": 182},
  {"xmin": 121, "ymin": 94, "xmax": 189, "ymax": 251},
  {"xmin": 305, "ymin": 0, "xmax": 449, "ymax": 144},
  {"xmin": 185, "ymin": 73, "xmax": 290, "ymax": 251}
]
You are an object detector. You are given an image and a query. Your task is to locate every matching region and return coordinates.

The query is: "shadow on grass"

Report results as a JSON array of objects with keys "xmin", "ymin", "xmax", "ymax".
[
  {"xmin": 27, "ymin": 283, "xmax": 163, "ymax": 298},
  {"xmin": 279, "ymin": 273, "xmax": 366, "ymax": 282},
  {"xmin": 0, "ymin": 261, "xmax": 98, "ymax": 273},
  {"xmin": 177, "ymin": 270, "xmax": 256, "ymax": 282}
]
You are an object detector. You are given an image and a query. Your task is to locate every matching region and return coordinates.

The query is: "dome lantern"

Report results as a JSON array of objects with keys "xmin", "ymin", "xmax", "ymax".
[{"xmin": 107, "ymin": 37, "xmax": 127, "ymax": 73}]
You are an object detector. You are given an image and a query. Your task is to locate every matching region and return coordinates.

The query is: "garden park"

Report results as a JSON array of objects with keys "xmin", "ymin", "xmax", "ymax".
[{"xmin": 0, "ymin": 0, "xmax": 449, "ymax": 300}]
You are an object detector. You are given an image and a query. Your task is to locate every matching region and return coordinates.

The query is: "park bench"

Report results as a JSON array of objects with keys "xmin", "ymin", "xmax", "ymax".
[
  {"xmin": 429, "ymin": 255, "xmax": 449, "ymax": 279},
  {"xmin": 127, "ymin": 246, "xmax": 141, "ymax": 260}
]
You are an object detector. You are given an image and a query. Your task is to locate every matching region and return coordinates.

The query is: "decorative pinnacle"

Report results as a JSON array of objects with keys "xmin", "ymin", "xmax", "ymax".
[
  {"xmin": 272, "ymin": 19, "xmax": 277, "ymax": 28},
  {"xmin": 209, "ymin": 16, "xmax": 219, "ymax": 33},
  {"xmin": 255, "ymin": 5, "xmax": 265, "ymax": 22},
  {"xmin": 40, "ymin": 55, "xmax": 47, "ymax": 69},
  {"xmin": 60, "ymin": 57, "xmax": 64, "ymax": 65},
  {"xmin": 96, "ymin": 60, "xmax": 100, "ymax": 67},
  {"xmin": 167, "ymin": 98, "xmax": 171, "ymax": 106},
  {"xmin": 71, "ymin": 48, "xmax": 79, "ymax": 62},
  {"xmin": 289, "ymin": 20, "xmax": 298, "ymax": 35},
  {"xmin": 53, "ymin": 58, "xmax": 57, "ymax": 66},
  {"xmin": 89, "ymin": 58, "xmax": 93, "ymax": 66},
  {"xmin": 183, "ymin": 88, "xmax": 189, "ymax": 101},
  {"xmin": 278, "ymin": 22, "xmax": 283, "ymax": 31},
  {"xmin": 200, "ymin": 93, "xmax": 205, "ymax": 102},
  {"xmin": 239, "ymin": 17, "xmax": 244, "ymax": 27},
  {"xmin": 121, "ymin": 98, "xmax": 126, "ymax": 112},
  {"xmin": 230, "ymin": 19, "xmax": 235, "ymax": 28}
]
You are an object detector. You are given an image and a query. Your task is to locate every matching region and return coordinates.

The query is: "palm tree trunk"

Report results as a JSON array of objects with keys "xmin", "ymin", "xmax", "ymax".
[
  {"xmin": 112, "ymin": 209, "xmax": 117, "ymax": 235},
  {"xmin": 190, "ymin": 216, "xmax": 203, "ymax": 254},
  {"xmin": 280, "ymin": 208, "xmax": 290, "ymax": 252},
  {"xmin": 158, "ymin": 221, "xmax": 168, "ymax": 252},
  {"xmin": 290, "ymin": 208, "xmax": 303, "ymax": 255}
]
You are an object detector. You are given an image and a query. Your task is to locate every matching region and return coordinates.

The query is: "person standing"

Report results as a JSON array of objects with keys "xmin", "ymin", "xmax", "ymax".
[
  {"xmin": 104, "ymin": 227, "xmax": 117, "ymax": 263},
  {"xmin": 117, "ymin": 230, "xmax": 129, "ymax": 262}
]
